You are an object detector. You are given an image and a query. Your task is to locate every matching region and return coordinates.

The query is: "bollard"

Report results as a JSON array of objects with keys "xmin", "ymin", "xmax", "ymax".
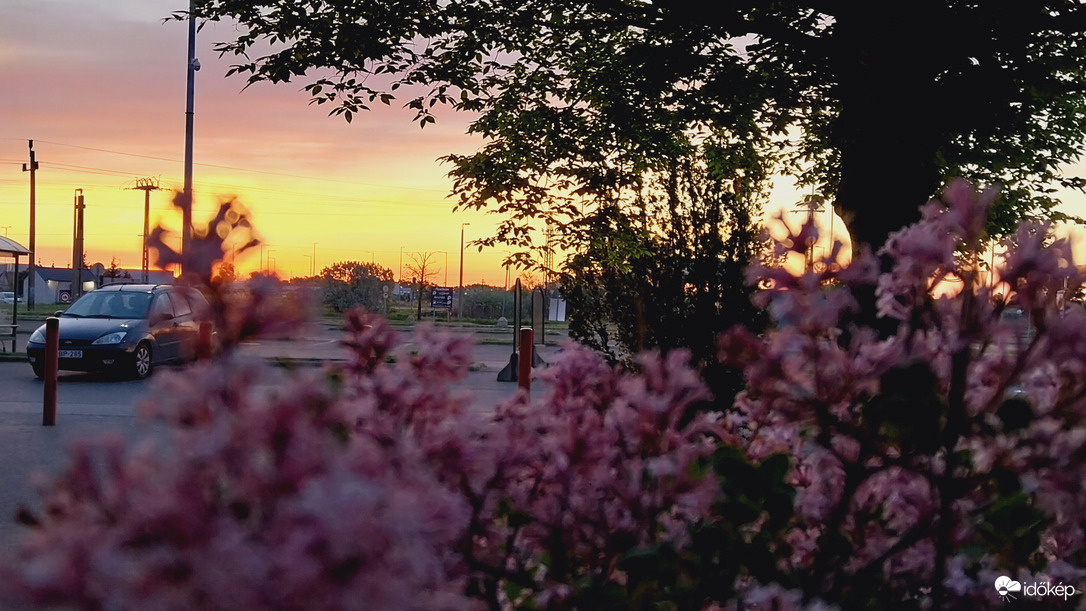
[
  {"xmin": 43, "ymin": 316, "xmax": 59, "ymax": 426},
  {"xmin": 518, "ymin": 327, "xmax": 533, "ymax": 394},
  {"xmin": 197, "ymin": 321, "xmax": 213, "ymax": 359}
]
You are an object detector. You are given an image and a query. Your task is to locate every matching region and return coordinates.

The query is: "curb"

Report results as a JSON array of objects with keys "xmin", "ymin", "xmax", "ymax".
[
  {"xmin": 0, "ymin": 353, "xmax": 502, "ymax": 371},
  {"xmin": 263, "ymin": 356, "xmax": 495, "ymax": 372}
]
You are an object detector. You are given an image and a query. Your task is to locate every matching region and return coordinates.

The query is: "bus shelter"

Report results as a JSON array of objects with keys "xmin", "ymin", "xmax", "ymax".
[{"xmin": 0, "ymin": 236, "xmax": 30, "ymax": 350}]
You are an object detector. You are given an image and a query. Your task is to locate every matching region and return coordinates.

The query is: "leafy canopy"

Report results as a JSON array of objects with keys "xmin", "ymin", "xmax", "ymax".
[{"xmin": 186, "ymin": 1, "xmax": 1086, "ymax": 250}]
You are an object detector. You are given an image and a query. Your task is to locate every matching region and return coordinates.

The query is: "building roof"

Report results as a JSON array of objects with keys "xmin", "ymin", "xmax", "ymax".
[
  {"xmin": 0, "ymin": 236, "xmax": 30, "ymax": 257},
  {"xmin": 34, "ymin": 267, "xmax": 97, "ymax": 282}
]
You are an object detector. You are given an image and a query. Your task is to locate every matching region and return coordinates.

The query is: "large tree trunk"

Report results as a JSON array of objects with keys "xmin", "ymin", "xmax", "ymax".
[{"xmin": 831, "ymin": 3, "xmax": 947, "ymax": 254}]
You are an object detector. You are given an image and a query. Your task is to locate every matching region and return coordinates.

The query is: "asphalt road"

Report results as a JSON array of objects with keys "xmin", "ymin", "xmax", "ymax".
[
  {"xmin": 0, "ymin": 326, "xmax": 563, "ymax": 552},
  {"xmin": 0, "ymin": 361, "xmax": 165, "ymax": 550}
]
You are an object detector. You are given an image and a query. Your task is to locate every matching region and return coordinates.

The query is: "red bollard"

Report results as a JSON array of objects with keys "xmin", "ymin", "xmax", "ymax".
[
  {"xmin": 43, "ymin": 316, "xmax": 59, "ymax": 426},
  {"xmin": 197, "ymin": 321, "xmax": 213, "ymax": 359},
  {"xmin": 518, "ymin": 327, "xmax": 533, "ymax": 394}
]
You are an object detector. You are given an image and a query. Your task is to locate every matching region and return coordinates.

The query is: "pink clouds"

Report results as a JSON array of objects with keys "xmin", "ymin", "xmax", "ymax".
[{"xmin": 0, "ymin": 1, "xmax": 504, "ymax": 281}]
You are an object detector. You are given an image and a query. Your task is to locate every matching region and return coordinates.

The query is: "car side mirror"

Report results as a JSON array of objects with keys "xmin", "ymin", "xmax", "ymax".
[{"xmin": 54, "ymin": 310, "xmax": 64, "ymax": 317}]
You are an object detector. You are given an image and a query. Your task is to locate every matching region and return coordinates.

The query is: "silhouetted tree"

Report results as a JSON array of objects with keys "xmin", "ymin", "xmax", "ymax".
[
  {"xmin": 213, "ymin": 262, "xmax": 236, "ymax": 287},
  {"xmin": 106, "ymin": 257, "xmax": 122, "ymax": 279},
  {"xmin": 404, "ymin": 252, "xmax": 440, "ymax": 319},
  {"xmin": 186, "ymin": 1, "xmax": 1086, "ymax": 252},
  {"xmin": 320, "ymin": 260, "xmax": 394, "ymax": 312},
  {"xmin": 562, "ymin": 136, "xmax": 768, "ymax": 408}
]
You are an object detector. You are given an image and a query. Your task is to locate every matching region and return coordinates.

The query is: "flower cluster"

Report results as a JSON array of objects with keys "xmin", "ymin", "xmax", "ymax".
[
  {"xmin": 1, "ymin": 306, "xmax": 728, "ymax": 610},
  {"xmin": 4, "ymin": 179, "xmax": 1086, "ymax": 609},
  {"xmin": 722, "ymin": 179, "xmax": 1086, "ymax": 607}
]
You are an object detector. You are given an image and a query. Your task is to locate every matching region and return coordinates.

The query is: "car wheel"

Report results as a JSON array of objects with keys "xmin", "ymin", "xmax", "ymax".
[{"xmin": 130, "ymin": 343, "xmax": 153, "ymax": 379}]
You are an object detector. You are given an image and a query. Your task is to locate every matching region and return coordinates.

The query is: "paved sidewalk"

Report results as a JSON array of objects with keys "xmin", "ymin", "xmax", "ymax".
[
  {"xmin": 0, "ymin": 323, "xmax": 567, "ymax": 551},
  {"xmin": 233, "ymin": 324, "xmax": 566, "ymax": 409}
]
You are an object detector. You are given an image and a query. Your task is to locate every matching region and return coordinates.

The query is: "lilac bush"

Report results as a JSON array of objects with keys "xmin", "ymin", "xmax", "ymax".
[
  {"xmin": 721, "ymin": 179, "xmax": 1086, "ymax": 607},
  {"xmin": 0, "ymin": 302, "xmax": 730, "ymax": 610},
  {"xmin": 3, "ymin": 180, "xmax": 1086, "ymax": 609}
]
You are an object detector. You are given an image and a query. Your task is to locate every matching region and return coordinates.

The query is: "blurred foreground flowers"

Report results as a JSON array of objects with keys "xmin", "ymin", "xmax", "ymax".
[{"xmin": 2, "ymin": 180, "xmax": 1086, "ymax": 609}]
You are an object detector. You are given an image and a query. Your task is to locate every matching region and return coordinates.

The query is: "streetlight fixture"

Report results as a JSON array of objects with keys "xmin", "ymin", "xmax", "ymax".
[{"xmin": 459, "ymin": 222, "xmax": 470, "ymax": 319}]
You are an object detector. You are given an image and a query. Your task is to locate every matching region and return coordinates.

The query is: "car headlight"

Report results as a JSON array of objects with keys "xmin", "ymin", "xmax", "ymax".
[
  {"xmin": 92, "ymin": 331, "xmax": 128, "ymax": 345},
  {"xmin": 29, "ymin": 327, "xmax": 45, "ymax": 343}
]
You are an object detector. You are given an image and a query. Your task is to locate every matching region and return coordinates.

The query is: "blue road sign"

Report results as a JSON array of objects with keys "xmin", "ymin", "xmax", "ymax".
[{"xmin": 431, "ymin": 287, "xmax": 453, "ymax": 309}]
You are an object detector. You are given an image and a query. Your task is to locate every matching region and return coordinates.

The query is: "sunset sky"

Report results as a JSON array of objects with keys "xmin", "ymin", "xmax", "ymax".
[
  {"xmin": 0, "ymin": 0, "xmax": 510, "ymax": 284},
  {"xmin": 5, "ymin": 1, "xmax": 1086, "ymax": 285}
]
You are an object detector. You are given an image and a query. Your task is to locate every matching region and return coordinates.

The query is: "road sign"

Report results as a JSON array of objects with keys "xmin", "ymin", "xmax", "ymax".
[{"xmin": 431, "ymin": 287, "xmax": 453, "ymax": 309}]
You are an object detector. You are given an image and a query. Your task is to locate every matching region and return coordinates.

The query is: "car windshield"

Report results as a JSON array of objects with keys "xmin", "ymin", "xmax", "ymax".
[{"xmin": 64, "ymin": 291, "xmax": 152, "ymax": 319}]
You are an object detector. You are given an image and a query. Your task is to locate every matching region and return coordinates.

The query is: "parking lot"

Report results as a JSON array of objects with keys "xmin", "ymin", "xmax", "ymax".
[{"xmin": 0, "ymin": 321, "xmax": 565, "ymax": 550}]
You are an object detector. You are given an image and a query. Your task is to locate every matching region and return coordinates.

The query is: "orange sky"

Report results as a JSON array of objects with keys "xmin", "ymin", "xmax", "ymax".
[
  {"xmin": 0, "ymin": 1, "xmax": 514, "ymax": 285},
  {"xmin": 4, "ymin": 1, "xmax": 1086, "ymax": 285}
]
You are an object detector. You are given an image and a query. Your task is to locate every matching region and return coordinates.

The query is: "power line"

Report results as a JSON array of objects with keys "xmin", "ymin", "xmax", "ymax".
[
  {"xmin": 26, "ymin": 139, "xmax": 450, "ymax": 193},
  {"xmin": 19, "ymin": 165, "xmax": 456, "ymax": 212}
]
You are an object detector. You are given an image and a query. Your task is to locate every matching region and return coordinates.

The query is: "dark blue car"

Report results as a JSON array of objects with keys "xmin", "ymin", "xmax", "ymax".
[{"xmin": 26, "ymin": 284, "xmax": 212, "ymax": 379}]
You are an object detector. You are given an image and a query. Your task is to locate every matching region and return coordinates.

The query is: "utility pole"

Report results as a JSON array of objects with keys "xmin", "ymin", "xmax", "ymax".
[
  {"xmin": 182, "ymin": 0, "xmax": 199, "ymax": 274},
  {"xmin": 71, "ymin": 189, "xmax": 85, "ymax": 300},
  {"xmin": 129, "ymin": 178, "xmax": 163, "ymax": 283},
  {"xmin": 22, "ymin": 140, "xmax": 38, "ymax": 308},
  {"xmin": 458, "ymin": 222, "xmax": 470, "ymax": 319}
]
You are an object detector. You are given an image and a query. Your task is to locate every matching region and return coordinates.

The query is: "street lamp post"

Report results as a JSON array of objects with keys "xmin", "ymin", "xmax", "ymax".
[
  {"xmin": 458, "ymin": 223, "xmax": 470, "ymax": 319},
  {"xmin": 303, "ymin": 254, "xmax": 312, "ymax": 277},
  {"xmin": 436, "ymin": 251, "xmax": 448, "ymax": 286},
  {"xmin": 182, "ymin": 0, "xmax": 198, "ymax": 273}
]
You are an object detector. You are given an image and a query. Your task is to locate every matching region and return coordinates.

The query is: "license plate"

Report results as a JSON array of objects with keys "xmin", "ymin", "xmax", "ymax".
[{"xmin": 59, "ymin": 350, "xmax": 83, "ymax": 359}]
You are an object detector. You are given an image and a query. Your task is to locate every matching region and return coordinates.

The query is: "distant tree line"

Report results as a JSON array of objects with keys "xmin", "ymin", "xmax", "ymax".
[{"xmin": 319, "ymin": 261, "xmax": 395, "ymax": 313}]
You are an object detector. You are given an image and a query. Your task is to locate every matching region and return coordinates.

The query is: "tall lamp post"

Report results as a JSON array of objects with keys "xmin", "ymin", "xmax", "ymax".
[
  {"xmin": 436, "ymin": 251, "xmax": 449, "ymax": 286},
  {"xmin": 182, "ymin": 0, "xmax": 199, "ymax": 273},
  {"xmin": 458, "ymin": 223, "xmax": 470, "ymax": 319}
]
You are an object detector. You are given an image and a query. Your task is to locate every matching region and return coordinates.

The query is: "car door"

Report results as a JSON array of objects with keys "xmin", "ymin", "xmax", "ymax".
[
  {"xmin": 167, "ymin": 288, "xmax": 200, "ymax": 361},
  {"xmin": 148, "ymin": 292, "xmax": 180, "ymax": 362}
]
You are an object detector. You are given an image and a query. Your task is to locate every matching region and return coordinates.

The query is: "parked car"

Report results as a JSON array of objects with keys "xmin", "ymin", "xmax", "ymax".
[
  {"xmin": 26, "ymin": 284, "xmax": 213, "ymax": 379},
  {"xmin": 0, "ymin": 291, "xmax": 23, "ymax": 304}
]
